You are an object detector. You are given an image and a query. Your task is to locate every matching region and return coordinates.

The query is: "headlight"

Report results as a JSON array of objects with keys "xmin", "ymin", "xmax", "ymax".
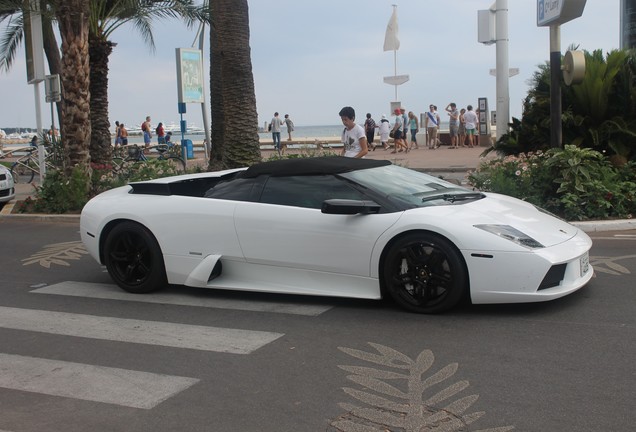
[{"xmin": 474, "ymin": 224, "xmax": 544, "ymax": 249}]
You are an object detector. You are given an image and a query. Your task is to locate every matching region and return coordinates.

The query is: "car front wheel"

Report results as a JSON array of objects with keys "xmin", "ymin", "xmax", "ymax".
[
  {"xmin": 103, "ymin": 221, "xmax": 167, "ymax": 294},
  {"xmin": 383, "ymin": 233, "xmax": 467, "ymax": 313}
]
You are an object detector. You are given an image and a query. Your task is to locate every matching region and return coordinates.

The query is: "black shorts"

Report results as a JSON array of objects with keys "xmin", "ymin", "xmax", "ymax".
[
  {"xmin": 366, "ymin": 131, "xmax": 375, "ymax": 144},
  {"xmin": 394, "ymin": 130, "xmax": 403, "ymax": 140}
]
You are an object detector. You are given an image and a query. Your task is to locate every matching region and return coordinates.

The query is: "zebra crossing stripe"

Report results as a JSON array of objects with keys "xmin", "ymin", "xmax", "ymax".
[
  {"xmin": 0, "ymin": 353, "xmax": 199, "ymax": 409},
  {"xmin": 32, "ymin": 281, "xmax": 332, "ymax": 316},
  {"xmin": 0, "ymin": 306, "xmax": 283, "ymax": 354}
]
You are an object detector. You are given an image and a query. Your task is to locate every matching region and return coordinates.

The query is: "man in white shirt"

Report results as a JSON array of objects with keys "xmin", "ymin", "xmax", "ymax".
[
  {"xmin": 463, "ymin": 105, "xmax": 479, "ymax": 148},
  {"xmin": 339, "ymin": 106, "xmax": 368, "ymax": 158},
  {"xmin": 270, "ymin": 112, "xmax": 284, "ymax": 151}
]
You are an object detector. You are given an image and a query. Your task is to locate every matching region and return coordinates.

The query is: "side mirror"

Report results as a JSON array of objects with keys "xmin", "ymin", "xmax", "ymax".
[{"xmin": 321, "ymin": 199, "xmax": 381, "ymax": 215}]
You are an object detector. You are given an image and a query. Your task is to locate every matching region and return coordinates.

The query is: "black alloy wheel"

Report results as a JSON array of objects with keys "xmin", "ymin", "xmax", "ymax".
[
  {"xmin": 383, "ymin": 233, "xmax": 467, "ymax": 313},
  {"xmin": 103, "ymin": 221, "xmax": 167, "ymax": 294}
]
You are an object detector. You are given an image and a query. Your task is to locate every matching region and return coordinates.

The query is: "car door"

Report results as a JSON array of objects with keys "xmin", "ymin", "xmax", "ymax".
[{"xmin": 233, "ymin": 175, "xmax": 402, "ymax": 277}]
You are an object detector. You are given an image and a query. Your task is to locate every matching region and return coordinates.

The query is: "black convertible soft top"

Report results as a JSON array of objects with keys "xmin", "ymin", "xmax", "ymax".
[{"xmin": 242, "ymin": 156, "xmax": 391, "ymax": 178}]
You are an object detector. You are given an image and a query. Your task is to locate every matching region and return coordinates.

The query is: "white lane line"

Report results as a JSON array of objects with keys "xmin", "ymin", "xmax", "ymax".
[
  {"xmin": 0, "ymin": 306, "xmax": 283, "ymax": 354},
  {"xmin": 0, "ymin": 353, "xmax": 198, "ymax": 409},
  {"xmin": 32, "ymin": 281, "xmax": 332, "ymax": 316}
]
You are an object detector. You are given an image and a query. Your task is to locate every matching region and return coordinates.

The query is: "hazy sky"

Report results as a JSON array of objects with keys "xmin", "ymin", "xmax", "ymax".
[{"xmin": 0, "ymin": 0, "xmax": 621, "ymax": 130}]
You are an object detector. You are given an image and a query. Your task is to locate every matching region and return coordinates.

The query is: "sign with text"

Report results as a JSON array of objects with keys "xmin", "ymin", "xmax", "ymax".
[
  {"xmin": 537, "ymin": 0, "xmax": 587, "ymax": 26},
  {"xmin": 44, "ymin": 74, "xmax": 61, "ymax": 102}
]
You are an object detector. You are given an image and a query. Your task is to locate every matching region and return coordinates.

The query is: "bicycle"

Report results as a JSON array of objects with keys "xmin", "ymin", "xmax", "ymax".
[
  {"xmin": 9, "ymin": 143, "xmax": 62, "ymax": 183},
  {"xmin": 112, "ymin": 143, "xmax": 186, "ymax": 179}
]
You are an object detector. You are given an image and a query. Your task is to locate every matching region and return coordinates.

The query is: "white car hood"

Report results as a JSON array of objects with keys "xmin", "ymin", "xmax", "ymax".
[{"xmin": 466, "ymin": 192, "xmax": 579, "ymax": 247}]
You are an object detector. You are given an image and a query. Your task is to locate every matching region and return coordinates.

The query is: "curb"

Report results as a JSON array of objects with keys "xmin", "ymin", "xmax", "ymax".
[{"xmin": 570, "ymin": 219, "xmax": 636, "ymax": 232}]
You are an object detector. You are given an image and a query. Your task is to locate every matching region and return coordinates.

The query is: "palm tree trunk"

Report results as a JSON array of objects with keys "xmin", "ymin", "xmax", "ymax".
[
  {"xmin": 89, "ymin": 34, "xmax": 114, "ymax": 164},
  {"xmin": 209, "ymin": 0, "xmax": 261, "ymax": 170},
  {"xmin": 56, "ymin": 0, "xmax": 91, "ymax": 174}
]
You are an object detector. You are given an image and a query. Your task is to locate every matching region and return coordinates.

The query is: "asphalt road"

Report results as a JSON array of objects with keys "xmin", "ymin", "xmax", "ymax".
[{"xmin": 0, "ymin": 219, "xmax": 634, "ymax": 432}]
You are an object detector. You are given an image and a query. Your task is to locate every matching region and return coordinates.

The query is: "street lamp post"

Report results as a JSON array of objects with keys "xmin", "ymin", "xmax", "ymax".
[
  {"xmin": 536, "ymin": 0, "xmax": 587, "ymax": 148},
  {"xmin": 478, "ymin": 0, "xmax": 513, "ymax": 141}
]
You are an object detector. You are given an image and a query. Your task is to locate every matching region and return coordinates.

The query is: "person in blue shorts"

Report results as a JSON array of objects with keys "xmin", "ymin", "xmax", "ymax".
[{"xmin": 142, "ymin": 116, "xmax": 152, "ymax": 152}]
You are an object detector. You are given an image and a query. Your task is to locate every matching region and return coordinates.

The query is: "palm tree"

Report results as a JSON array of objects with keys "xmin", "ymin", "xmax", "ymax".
[
  {"xmin": 493, "ymin": 49, "xmax": 636, "ymax": 163},
  {"xmin": 0, "ymin": 0, "xmax": 63, "ymax": 124},
  {"xmin": 1, "ymin": 1, "xmax": 208, "ymax": 165},
  {"xmin": 209, "ymin": 0, "xmax": 260, "ymax": 169},
  {"xmin": 88, "ymin": 0, "xmax": 208, "ymax": 164},
  {"xmin": 566, "ymin": 49, "xmax": 636, "ymax": 163},
  {"xmin": 56, "ymin": 0, "xmax": 91, "ymax": 174}
]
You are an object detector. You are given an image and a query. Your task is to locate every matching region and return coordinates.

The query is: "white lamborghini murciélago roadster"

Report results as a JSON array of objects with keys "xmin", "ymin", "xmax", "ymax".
[{"xmin": 81, "ymin": 157, "xmax": 593, "ymax": 313}]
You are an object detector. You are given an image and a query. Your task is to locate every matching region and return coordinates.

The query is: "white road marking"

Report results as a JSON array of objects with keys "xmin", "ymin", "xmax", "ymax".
[
  {"xmin": 0, "ymin": 306, "xmax": 283, "ymax": 354},
  {"xmin": 32, "ymin": 281, "xmax": 332, "ymax": 316},
  {"xmin": 0, "ymin": 353, "xmax": 198, "ymax": 409}
]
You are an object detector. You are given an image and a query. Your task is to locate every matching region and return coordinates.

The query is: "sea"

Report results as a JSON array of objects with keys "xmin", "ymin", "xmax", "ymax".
[
  {"xmin": 3, "ymin": 122, "xmax": 453, "ymax": 150},
  {"xmin": 122, "ymin": 125, "xmax": 347, "ymax": 144}
]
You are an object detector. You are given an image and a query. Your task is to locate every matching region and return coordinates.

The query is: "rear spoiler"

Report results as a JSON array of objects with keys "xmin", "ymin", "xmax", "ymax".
[{"xmin": 129, "ymin": 172, "xmax": 243, "ymax": 197}]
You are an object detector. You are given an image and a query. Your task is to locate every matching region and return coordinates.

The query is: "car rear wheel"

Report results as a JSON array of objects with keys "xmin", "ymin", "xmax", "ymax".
[
  {"xmin": 383, "ymin": 233, "xmax": 467, "ymax": 313},
  {"xmin": 103, "ymin": 221, "xmax": 167, "ymax": 294}
]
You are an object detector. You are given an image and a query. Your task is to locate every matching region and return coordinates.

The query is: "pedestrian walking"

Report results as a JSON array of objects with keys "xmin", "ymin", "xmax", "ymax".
[
  {"xmin": 339, "ymin": 106, "xmax": 368, "ymax": 158},
  {"xmin": 270, "ymin": 112, "xmax": 284, "ymax": 151},
  {"xmin": 364, "ymin": 113, "xmax": 377, "ymax": 150}
]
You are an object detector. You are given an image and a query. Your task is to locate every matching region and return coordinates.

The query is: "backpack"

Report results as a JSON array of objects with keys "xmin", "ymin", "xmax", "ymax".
[{"xmin": 141, "ymin": 122, "xmax": 147, "ymax": 132}]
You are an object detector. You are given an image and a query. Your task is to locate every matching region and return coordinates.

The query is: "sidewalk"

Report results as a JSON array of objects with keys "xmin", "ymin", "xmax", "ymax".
[{"xmin": 2, "ymin": 145, "xmax": 635, "ymax": 232}]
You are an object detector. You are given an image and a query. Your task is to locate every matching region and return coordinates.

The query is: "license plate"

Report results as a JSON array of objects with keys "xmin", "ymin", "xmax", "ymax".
[
  {"xmin": 0, "ymin": 180, "xmax": 7, "ymax": 189},
  {"xmin": 580, "ymin": 251, "xmax": 590, "ymax": 276}
]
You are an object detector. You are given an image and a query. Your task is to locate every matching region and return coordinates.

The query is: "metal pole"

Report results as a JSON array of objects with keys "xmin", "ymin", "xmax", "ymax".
[
  {"xmin": 34, "ymin": 82, "xmax": 45, "ymax": 179},
  {"xmin": 50, "ymin": 102, "xmax": 55, "ymax": 144},
  {"xmin": 393, "ymin": 49, "xmax": 398, "ymax": 100},
  {"xmin": 621, "ymin": 0, "xmax": 625, "ymax": 48},
  {"xmin": 194, "ymin": 23, "xmax": 211, "ymax": 160},
  {"xmin": 495, "ymin": 0, "xmax": 510, "ymax": 140},
  {"xmin": 549, "ymin": 25, "xmax": 562, "ymax": 148}
]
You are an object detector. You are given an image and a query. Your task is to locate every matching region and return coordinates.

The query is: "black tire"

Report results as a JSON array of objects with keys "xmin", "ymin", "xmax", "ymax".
[
  {"xmin": 103, "ymin": 221, "xmax": 167, "ymax": 294},
  {"xmin": 383, "ymin": 233, "xmax": 467, "ymax": 313},
  {"xmin": 10, "ymin": 159, "xmax": 36, "ymax": 183},
  {"xmin": 163, "ymin": 155, "xmax": 186, "ymax": 174}
]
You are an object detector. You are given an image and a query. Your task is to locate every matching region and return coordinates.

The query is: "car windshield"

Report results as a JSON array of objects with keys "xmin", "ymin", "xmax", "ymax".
[{"xmin": 340, "ymin": 164, "xmax": 479, "ymax": 208}]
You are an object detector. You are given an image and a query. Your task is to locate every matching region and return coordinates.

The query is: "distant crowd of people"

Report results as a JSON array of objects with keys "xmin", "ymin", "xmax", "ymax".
[
  {"xmin": 339, "ymin": 104, "xmax": 482, "ymax": 158},
  {"xmin": 113, "ymin": 116, "xmax": 176, "ymax": 153}
]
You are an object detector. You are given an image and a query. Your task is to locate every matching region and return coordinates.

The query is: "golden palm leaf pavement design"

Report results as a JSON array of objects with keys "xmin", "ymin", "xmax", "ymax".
[
  {"xmin": 331, "ymin": 342, "xmax": 514, "ymax": 432},
  {"xmin": 22, "ymin": 241, "xmax": 88, "ymax": 268}
]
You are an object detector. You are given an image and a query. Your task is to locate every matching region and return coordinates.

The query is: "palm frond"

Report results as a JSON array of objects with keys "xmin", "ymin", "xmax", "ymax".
[
  {"xmin": 0, "ymin": 0, "xmax": 23, "ymax": 17},
  {"xmin": 0, "ymin": 17, "xmax": 23, "ymax": 72},
  {"xmin": 94, "ymin": 0, "xmax": 209, "ymax": 45}
]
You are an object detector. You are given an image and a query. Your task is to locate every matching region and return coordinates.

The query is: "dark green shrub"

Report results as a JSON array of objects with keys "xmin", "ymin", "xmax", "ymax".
[{"xmin": 469, "ymin": 145, "xmax": 636, "ymax": 220}]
